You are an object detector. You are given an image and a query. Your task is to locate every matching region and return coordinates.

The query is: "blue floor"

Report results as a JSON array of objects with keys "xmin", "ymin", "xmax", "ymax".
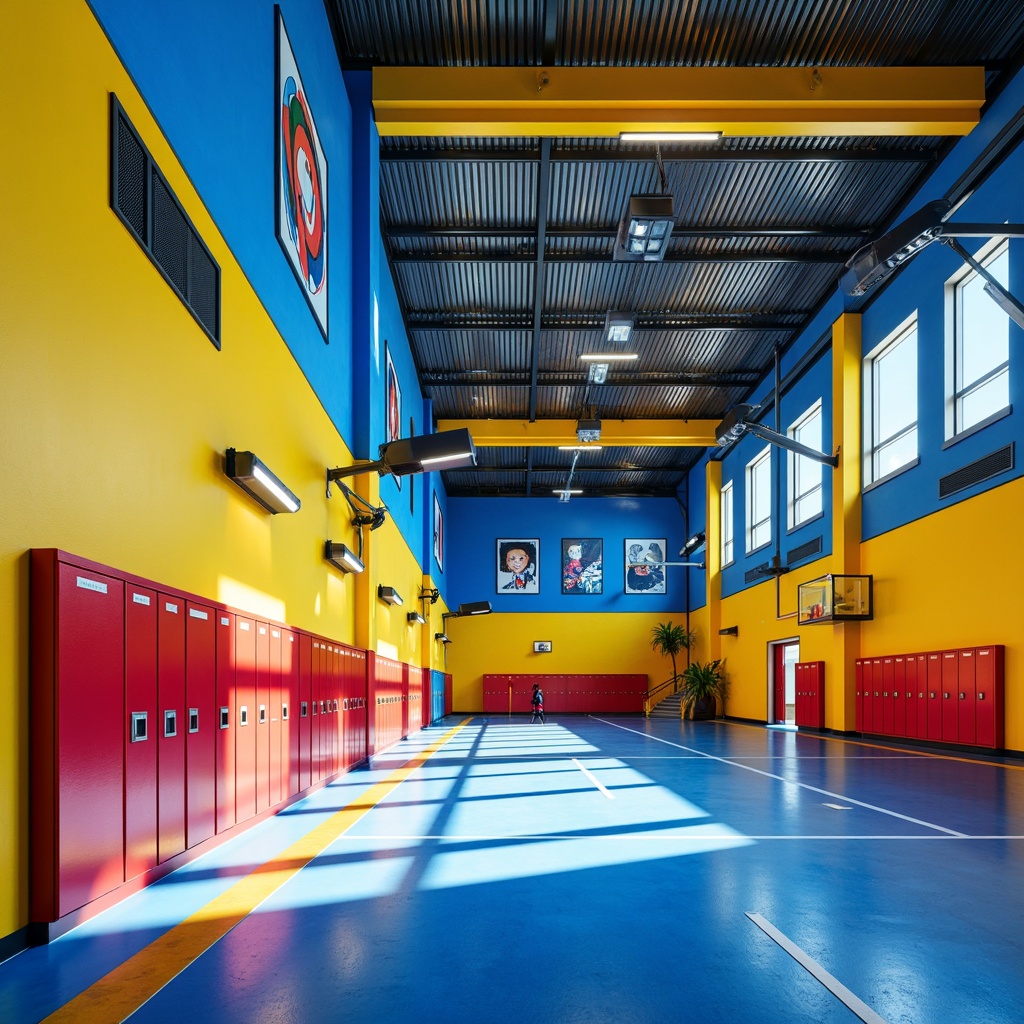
[{"xmin": 3, "ymin": 716, "xmax": 1024, "ymax": 1023}]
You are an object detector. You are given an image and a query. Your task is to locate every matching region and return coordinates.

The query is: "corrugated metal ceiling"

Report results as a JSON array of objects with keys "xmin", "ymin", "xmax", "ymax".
[{"xmin": 325, "ymin": 0, "xmax": 1024, "ymax": 496}]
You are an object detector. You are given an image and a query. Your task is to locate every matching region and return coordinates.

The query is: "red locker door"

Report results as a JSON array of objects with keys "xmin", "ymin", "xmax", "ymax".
[
  {"xmin": 255, "ymin": 624, "xmax": 271, "ymax": 812},
  {"xmin": 298, "ymin": 633, "xmax": 312, "ymax": 790},
  {"xmin": 975, "ymin": 646, "xmax": 1004, "ymax": 749},
  {"xmin": 34, "ymin": 559, "xmax": 127, "ymax": 919},
  {"xmin": 269, "ymin": 627, "xmax": 283, "ymax": 806},
  {"xmin": 880, "ymin": 658, "xmax": 894, "ymax": 735},
  {"xmin": 855, "ymin": 659, "xmax": 863, "ymax": 731},
  {"xmin": 915, "ymin": 655, "xmax": 928, "ymax": 739},
  {"xmin": 215, "ymin": 611, "xmax": 236, "ymax": 833},
  {"xmin": 311, "ymin": 641, "xmax": 323, "ymax": 780},
  {"xmin": 125, "ymin": 585, "xmax": 158, "ymax": 881},
  {"xmin": 904, "ymin": 656, "xmax": 919, "ymax": 740},
  {"xmin": 866, "ymin": 659, "xmax": 881, "ymax": 733},
  {"xmin": 354, "ymin": 649, "xmax": 368, "ymax": 764},
  {"xmin": 793, "ymin": 663, "xmax": 804, "ymax": 725},
  {"xmin": 283, "ymin": 629, "xmax": 299, "ymax": 796},
  {"xmin": 157, "ymin": 597, "xmax": 186, "ymax": 863},
  {"xmin": 892, "ymin": 657, "xmax": 906, "ymax": 737},
  {"xmin": 941, "ymin": 650, "xmax": 959, "ymax": 743},
  {"xmin": 185, "ymin": 601, "xmax": 216, "ymax": 848},
  {"xmin": 926, "ymin": 653, "xmax": 943, "ymax": 740},
  {"xmin": 957, "ymin": 649, "xmax": 977, "ymax": 746},
  {"xmin": 234, "ymin": 616, "xmax": 257, "ymax": 822}
]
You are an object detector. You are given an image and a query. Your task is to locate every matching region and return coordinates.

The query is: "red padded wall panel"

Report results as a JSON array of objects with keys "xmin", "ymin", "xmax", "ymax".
[
  {"xmin": 215, "ymin": 612, "xmax": 236, "ymax": 833},
  {"xmin": 185, "ymin": 602, "xmax": 216, "ymax": 848},
  {"xmin": 125, "ymin": 585, "xmax": 158, "ymax": 880},
  {"xmin": 157, "ymin": 597, "xmax": 186, "ymax": 863}
]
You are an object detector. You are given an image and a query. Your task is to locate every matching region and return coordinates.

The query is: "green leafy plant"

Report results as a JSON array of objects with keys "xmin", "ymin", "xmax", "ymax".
[
  {"xmin": 649, "ymin": 621, "xmax": 696, "ymax": 686},
  {"xmin": 679, "ymin": 659, "xmax": 727, "ymax": 720}
]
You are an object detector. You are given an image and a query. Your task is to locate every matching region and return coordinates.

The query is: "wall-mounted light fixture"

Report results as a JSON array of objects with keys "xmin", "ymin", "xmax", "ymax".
[
  {"xmin": 715, "ymin": 404, "xmax": 839, "ymax": 467},
  {"xmin": 324, "ymin": 540, "xmax": 365, "ymax": 574},
  {"xmin": 644, "ymin": 551, "xmax": 705, "ymax": 570},
  {"xmin": 407, "ymin": 611, "xmax": 426, "ymax": 625},
  {"xmin": 719, "ymin": 625, "xmax": 739, "ymax": 636},
  {"xmin": 327, "ymin": 428, "xmax": 476, "ymax": 487},
  {"xmin": 419, "ymin": 587, "xmax": 440, "ymax": 604},
  {"xmin": 225, "ymin": 448, "xmax": 300, "ymax": 514},
  {"xmin": 434, "ymin": 632, "xmax": 451, "ymax": 644},
  {"xmin": 680, "ymin": 531, "xmax": 707, "ymax": 558},
  {"xmin": 378, "ymin": 585, "xmax": 403, "ymax": 607},
  {"xmin": 443, "ymin": 601, "xmax": 492, "ymax": 619}
]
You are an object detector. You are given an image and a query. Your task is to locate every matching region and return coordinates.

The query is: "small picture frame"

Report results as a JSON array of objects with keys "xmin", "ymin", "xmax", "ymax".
[
  {"xmin": 562, "ymin": 538, "xmax": 603, "ymax": 594},
  {"xmin": 497, "ymin": 539, "xmax": 539, "ymax": 593},
  {"xmin": 533, "ymin": 641, "xmax": 552, "ymax": 653},
  {"xmin": 625, "ymin": 538, "xmax": 667, "ymax": 594}
]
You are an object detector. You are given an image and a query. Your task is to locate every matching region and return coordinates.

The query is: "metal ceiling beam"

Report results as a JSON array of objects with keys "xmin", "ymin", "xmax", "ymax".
[
  {"xmin": 421, "ymin": 372, "xmax": 760, "ymax": 387},
  {"xmin": 372, "ymin": 66, "xmax": 985, "ymax": 137},
  {"xmin": 438, "ymin": 418, "xmax": 719, "ymax": 447},
  {"xmin": 389, "ymin": 250, "xmax": 845, "ymax": 265},
  {"xmin": 389, "ymin": 225, "xmax": 872, "ymax": 239},
  {"xmin": 407, "ymin": 314, "xmax": 801, "ymax": 331}
]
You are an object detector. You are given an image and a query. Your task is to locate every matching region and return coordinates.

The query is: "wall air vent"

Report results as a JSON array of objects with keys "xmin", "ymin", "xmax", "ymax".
[
  {"xmin": 745, "ymin": 564, "xmax": 769, "ymax": 583},
  {"xmin": 939, "ymin": 443, "xmax": 1014, "ymax": 499},
  {"xmin": 110, "ymin": 95, "xmax": 221, "ymax": 348},
  {"xmin": 787, "ymin": 536, "xmax": 823, "ymax": 565}
]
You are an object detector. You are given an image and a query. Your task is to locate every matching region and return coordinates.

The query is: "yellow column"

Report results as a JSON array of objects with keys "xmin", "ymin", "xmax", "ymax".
[{"xmin": 706, "ymin": 461, "xmax": 723, "ymax": 663}]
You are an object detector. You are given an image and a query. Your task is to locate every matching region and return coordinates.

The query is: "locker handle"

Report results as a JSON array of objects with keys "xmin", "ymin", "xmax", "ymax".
[
  {"xmin": 219, "ymin": 706, "xmax": 230, "ymax": 729},
  {"xmin": 959, "ymin": 693, "xmax": 966, "ymax": 700},
  {"xmin": 978, "ymin": 692, "xmax": 986, "ymax": 700},
  {"xmin": 189, "ymin": 708, "xmax": 199, "ymax": 733},
  {"xmin": 943, "ymin": 692, "xmax": 950, "ymax": 699},
  {"xmin": 131, "ymin": 711, "xmax": 148, "ymax": 742},
  {"xmin": 164, "ymin": 709, "xmax": 177, "ymax": 737}
]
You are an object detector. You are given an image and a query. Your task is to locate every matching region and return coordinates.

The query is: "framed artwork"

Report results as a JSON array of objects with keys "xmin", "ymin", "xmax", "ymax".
[
  {"xmin": 433, "ymin": 492, "xmax": 444, "ymax": 572},
  {"xmin": 385, "ymin": 343, "xmax": 401, "ymax": 444},
  {"xmin": 562, "ymin": 538, "xmax": 602, "ymax": 595},
  {"xmin": 625, "ymin": 538, "xmax": 667, "ymax": 594},
  {"xmin": 275, "ymin": 7, "xmax": 328, "ymax": 341},
  {"xmin": 497, "ymin": 539, "xmax": 539, "ymax": 593}
]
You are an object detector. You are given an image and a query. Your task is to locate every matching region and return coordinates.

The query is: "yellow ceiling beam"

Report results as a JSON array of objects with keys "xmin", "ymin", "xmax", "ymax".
[
  {"xmin": 372, "ymin": 65, "xmax": 984, "ymax": 137},
  {"xmin": 439, "ymin": 419, "xmax": 720, "ymax": 448}
]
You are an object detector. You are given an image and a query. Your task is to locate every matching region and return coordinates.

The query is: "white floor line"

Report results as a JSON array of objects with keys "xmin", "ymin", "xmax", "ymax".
[
  {"xmin": 332, "ymin": 833, "xmax": 1024, "ymax": 841},
  {"xmin": 746, "ymin": 912, "xmax": 890, "ymax": 1024},
  {"xmin": 571, "ymin": 758, "xmax": 615, "ymax": 798},
  {"xmin": 593, "ymin": 718, "xmax": 969, "ymax": 837}
]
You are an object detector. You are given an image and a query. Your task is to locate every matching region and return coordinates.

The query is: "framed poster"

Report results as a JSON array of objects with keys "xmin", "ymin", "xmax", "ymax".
[
  {"xmin": 497, "ymin": 539, "xmax": 539, "ymax": 593},
  {"xmin": 562, "ymin": 538, "xmax": 602, "ymax": 594},
  {"xmin": 625, "ymin": 538, "xmax": 667, "ymax": 594},
  {"xmin": 276, "ymin": 7, "xmax": 328, "ymax": 340},
  {"xmin": 433, "ymin": 492, "xmax": 444, "ymax": 572}
]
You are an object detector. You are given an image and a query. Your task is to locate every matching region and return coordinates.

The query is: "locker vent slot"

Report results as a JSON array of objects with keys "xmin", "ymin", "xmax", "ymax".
[
  {"xmin": 787, "ymin": 536, "xmax": 822, "ymax": 565},
  {"xmin": 110, "ymin": 95, "xmax": 221, "ymax": 349},
  {"xmin": 939, "ymin": 443, "xmax": 1013, "ymax": 498}
]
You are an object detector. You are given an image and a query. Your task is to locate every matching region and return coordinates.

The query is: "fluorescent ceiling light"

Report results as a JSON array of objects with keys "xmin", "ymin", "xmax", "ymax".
[
  {"xmin": 558, "ymin": 445, "xmax": 602, "ymax": 451},
  {"xmin": 579, "ymin": 352, "xmax": 639, "ymax": 361},
  {"xmin": 553, "ymin": 488, "xmax": 584, "ymax": 495},
  {"xmin": 619, "ymin": 131, "xmax": 722, "ymax": 142}
]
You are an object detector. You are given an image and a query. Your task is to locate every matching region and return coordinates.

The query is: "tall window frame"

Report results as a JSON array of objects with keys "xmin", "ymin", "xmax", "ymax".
[
  {"xmin": 946, "ymin": 238, "xmax": 1011, "ymax": 441},
  {"xmin": 720, "ymin": 480, "xmax": 734, "ymax": 567},
  {"xmin": 864, "ymin": 314, "xmax": 919, "ymax": 486},
  {"xmin": 745, "ymin": 446, "xmax": 772, "ymax": 554},
  {"xmin": 787, "ymin": 401, "xmax": 823, "ymax": 529}
]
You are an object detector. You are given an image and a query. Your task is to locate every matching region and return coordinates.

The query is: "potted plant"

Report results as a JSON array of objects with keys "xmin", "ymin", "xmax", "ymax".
[
  {"xmin": 649, "ymin": 621, "xmax": 696, "ymax": 688},
  {"xmin": 680, "ymin": 659, "xmax": 727, "ymax": 720}
]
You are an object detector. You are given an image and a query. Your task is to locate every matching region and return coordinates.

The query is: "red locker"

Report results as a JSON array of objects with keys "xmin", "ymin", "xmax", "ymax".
[
  {"xmin": 957, "ymin": 649, "xmax": 977, "ymax": 746},
  {"xmin": 283, "ymin": 629, "xmax": 299, "ymax": 797},
  {"xmin": 255, "ymin": 624, "xmax": 271, "ymax": 812},
  {"xmin": 864, "ymin": 659, "xmax": 879, "ymax": 733},
  {"xmin": 185, "ymin": 601, "xmax": 216, "ymax": 848},
  {"xmin": 311, "ymin": 640, "xmax": 323, "ymax": 780},
  {"xmin": 794, "ymin": 662, "xmax": 824, "ymax": 729},
  {"xmin": 855, "ymin": 659, "xmax": 863, "ymax": 732},
  {"xmin": 215, "ymin": 612, "xmax": 236, "ymax": 833},
  {"xmin": 904, "ymin": 656, "xmax": 919, "ymax": 740},
  {"xmin": 234, "ymin": 616, "xmax": 257, "ymax": 822},
  {"xmin": 298, "ymin": 633, "xmax": 312, "ymax": 790},
  {"xmin": 269, "ymin": 627, "xmax": 283, "ymax": 806},
  {"xmin": 352, "ymin": 649, "xmax": 368, "ymax": 765},
  {"xmin": 30, "ymin": 552, "xmax": 126, "ymax": 922},
  {"xmin": 914, "ymin": 655, "xmax": 928, "ymax": 740},
  {"xmin": 125, "ymin": 584, "xmax": 158, "ymax": 881},
  {"xmin": 941, "ymin": 650, "xmax": 959, "ymax": 743},
  {"xmin": 157, "ymin": 596, "xmax": 186, "ymax": 863},
  {"xmin": 926, "ymin": 653, "xmax": 943, "ymax": 741},
  {"xmin": 892, "ymin": 657, "xmax": 906, "ymax": 737},
  {"xmin": 880, "ymin": 658, "xmax": 895, "ymax": 735},
  {"xmin": 975, "ymin": 646, "xmax": 1005, "ymax": 748}
]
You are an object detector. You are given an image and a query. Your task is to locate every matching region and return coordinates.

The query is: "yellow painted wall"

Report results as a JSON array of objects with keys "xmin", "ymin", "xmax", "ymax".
[
  {"xmin": 0, "ymin": 0, "xmax": 419, "ymax": 941},
  {"xmin": 443, "ymin": 611, "xmax": 714, "ymax": 711}
]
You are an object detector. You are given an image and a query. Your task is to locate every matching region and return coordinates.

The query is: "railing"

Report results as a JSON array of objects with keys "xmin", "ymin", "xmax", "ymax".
[{"xmin": 643, "ymin": 674, "xmax": 681, "ymax": 717}]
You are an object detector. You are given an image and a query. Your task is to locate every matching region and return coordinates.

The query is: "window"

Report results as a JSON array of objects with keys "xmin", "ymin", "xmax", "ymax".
[
  {"xmin": 788, "ymin": 402, "xmax": 823, "ymax": 528},
  {"xmin": 865, "ymin": 316, "xmax": 918, "ymax": 484},
  {"xmin": 721, "ymin": 481, "xmax": 734, "ymax": 567},
  {"xmin": 948, "ymin": 241, "xmax": 1010, "ymax": 438},
  {"xmin": 745, "ymin": 446, "xmax": 772, "ymax": 553}
]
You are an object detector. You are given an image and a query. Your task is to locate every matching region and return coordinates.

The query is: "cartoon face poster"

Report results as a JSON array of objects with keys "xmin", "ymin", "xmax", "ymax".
[
  {"xmin": 562, "ymin": 538, "xmax": 602, "ymax": 595},
  {"xmin": 497, "ymin": 539, "xmax": 539, "ymax": 593},
  {"xmin": 625, "ymin": 538, "xmax": 667, "ymax": 594}
]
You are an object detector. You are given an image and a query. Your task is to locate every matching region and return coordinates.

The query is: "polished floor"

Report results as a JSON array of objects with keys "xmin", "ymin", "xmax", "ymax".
[{"xmin": 3, "ymin": 715, "xmax": 1024, "ymax": 1024}]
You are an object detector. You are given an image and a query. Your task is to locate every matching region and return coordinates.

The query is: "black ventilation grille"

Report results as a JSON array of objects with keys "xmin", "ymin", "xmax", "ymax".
[
  {"xmin": 939, "ymin": 444, "xmax": 1014, "ymax": 499},
  {"xmin": 787, "ymin": 536, "xmax": 823, "ymax": 565},
  {"xmin": 110, "ymin": 95, "xmax": 221, "ymax": 348},
  {"xmin": 744, "ymin": 564, "xmax": 769, "ymax": 583}
]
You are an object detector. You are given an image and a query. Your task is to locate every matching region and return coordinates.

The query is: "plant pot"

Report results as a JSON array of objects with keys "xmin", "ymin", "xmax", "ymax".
[{"xmin": 691, "ymin": 696, "xmax": 717, "ymax": 720}]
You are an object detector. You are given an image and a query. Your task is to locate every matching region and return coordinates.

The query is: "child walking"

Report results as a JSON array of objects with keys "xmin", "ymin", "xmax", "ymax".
[{"xmin": 530, "ymin": 683, "xmax": 545, "ymax": 724}]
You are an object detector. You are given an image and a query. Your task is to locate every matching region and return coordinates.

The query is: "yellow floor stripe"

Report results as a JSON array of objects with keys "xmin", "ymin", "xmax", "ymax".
[{"xmin": 45, "ymin": 718, "xmax": 474, "ymax": 1024}]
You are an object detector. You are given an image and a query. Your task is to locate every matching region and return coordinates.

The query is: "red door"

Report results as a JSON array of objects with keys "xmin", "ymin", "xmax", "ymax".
[{"xmin": 772, "ymin": 644, "xmax": 787, "ymax": 724}]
